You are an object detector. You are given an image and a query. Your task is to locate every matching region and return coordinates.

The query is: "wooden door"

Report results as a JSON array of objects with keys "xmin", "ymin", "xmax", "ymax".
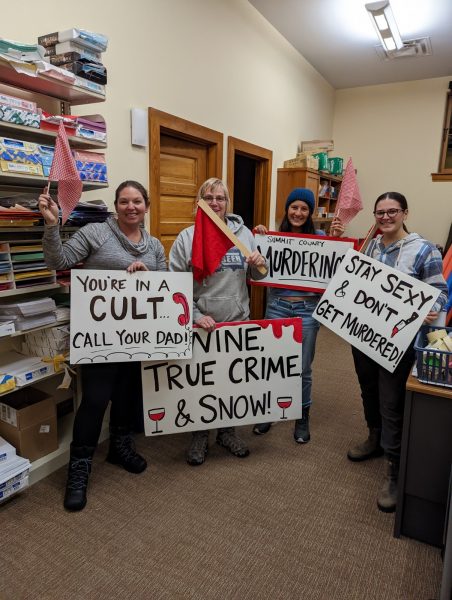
[
  {"xmin": 158, "ymin": 134, "xmax": 207, "ymax": 256},
  {"xmin": 148, "ymin": 108, "xmax": 223, "ymax": 257}
]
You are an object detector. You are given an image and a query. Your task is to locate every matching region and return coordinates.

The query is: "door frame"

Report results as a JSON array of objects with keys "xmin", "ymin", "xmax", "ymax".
[
  {"xmin": 226, "ymin": 136, "xmax": 272, "ymax": 228},
  {"xmin": 227, "ymin": 136, "xmax": 273, "ymax": 319},
  {"xmin": 148, "ymin": 108, "xmax": 223, "ymax": 238}
]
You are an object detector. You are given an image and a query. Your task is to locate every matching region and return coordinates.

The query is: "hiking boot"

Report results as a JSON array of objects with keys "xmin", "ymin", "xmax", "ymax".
[
  {"xmin": 187, "ymin": 431, "xmax": 209, "ymax": 466},
  {"xmin": 216, "ymin": 428, "xmax": 250, "ymax": 458},
  {"xmin": 347, "ymin": 428, "xmax": 383, "ymax": 462},
  {"xmin": 253, "ymin": 422, "xmax": 272, "ymax": 435},
  {"xmin": 377, "ymin": 459, "xmax": 399, "ymax": 513},
  {"xmin": 294, "ymin": 407, "xmax": 310, "ymax": 444},
  {"xmin": 106, "ymin": 426, "xmax": 147, "ymax": 474},
  {"xmin": 64, "ymin": 444, "xmax": 94, "ymax": 512}
]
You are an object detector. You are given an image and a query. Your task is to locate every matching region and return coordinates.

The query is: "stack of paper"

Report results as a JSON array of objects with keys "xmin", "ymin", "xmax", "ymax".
[
  {"xmin": 0, "ymin": 297, "xmax": 56, "ymax": 331},
  {"xmin": 0, "ymin": 436, "xmax": 30, "ymax": 504},
  {"xmin": 0, "ymin": 351, "xmax": 55, "ymax": 387}
]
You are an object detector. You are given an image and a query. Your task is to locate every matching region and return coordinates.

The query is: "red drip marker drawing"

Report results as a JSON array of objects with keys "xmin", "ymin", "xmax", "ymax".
[{"xmin": 391, "ymin": 311, "xmax": 418, "ymax": 338}]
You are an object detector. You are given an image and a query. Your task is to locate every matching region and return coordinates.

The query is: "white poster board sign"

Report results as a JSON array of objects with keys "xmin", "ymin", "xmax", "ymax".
[
  {"xmin": 70, "ymin": 269, "xmax": 192, "ymax": 364},
  {"xmin": 313, "ymin": 249, "xmax": 440, "ymax": 372},
  {"xmin": 251, "ymin": 232, "xmax": 357, "ymax": 292},
  {"xmin": 141, "ymin": 318, "xmax": 302, "ymax": 435}
]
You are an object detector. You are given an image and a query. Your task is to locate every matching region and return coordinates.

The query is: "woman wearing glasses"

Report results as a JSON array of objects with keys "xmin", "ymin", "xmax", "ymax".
[
  {"xmin": 348, "ymin": 192, "xmax": 447, "ymax": 513},
  {"xmin": 169, "ymin": 177, "xmax": 266, "ymax": 466}
]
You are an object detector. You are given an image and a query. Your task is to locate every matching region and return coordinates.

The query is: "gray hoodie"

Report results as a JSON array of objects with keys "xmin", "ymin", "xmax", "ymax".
[{"xmin": 169, "ymin": 213, "xmax": 265, "ymax": 322}]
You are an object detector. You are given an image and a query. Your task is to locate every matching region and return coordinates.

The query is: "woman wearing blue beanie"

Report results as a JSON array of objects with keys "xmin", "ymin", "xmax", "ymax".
[{"xmin": 253, "ymin": 187, "xmax": 344, "ymax": 443}]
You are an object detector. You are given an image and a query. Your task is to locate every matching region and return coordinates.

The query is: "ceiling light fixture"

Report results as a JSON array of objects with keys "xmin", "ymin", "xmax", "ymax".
[{"xmin": 365, "ymin": 1, "xmax": 404, "ymax": 53}]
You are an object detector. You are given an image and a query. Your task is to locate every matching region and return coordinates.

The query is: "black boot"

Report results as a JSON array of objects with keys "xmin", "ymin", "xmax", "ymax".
[
  {"xmin": 64, "ymin": 444, "xmax": 94, "ymax": 512},
  {"xmin": 347, "ymin": 427, "xmax": 383, "ymax": 462},
  {"xmin": 106, "ymin": 426, "xmax": 147, "ymax": 474},
  {"xmin": 377, "ymin": 458, "xmax": 399, "ymax": 513},
  {"xmin": 294, "ymin": 407, "xmax": 310, "ymax": 443}
]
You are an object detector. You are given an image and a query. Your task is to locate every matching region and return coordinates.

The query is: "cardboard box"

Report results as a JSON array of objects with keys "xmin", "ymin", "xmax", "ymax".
[
  {"xmin": 0, "ymin": 93, "xmax": 36, "ymax": 112},
  {"xmin": 0, "ymin": 137, "xmax": 43, "ymax": 176},
  {"xmin": 0, "ymin": 388, "xmax": 57, "ymax": 461},
  {"xmin": 283, "ymin": 155, "xmax": 319, "ymax": 169},
  {"xmin": 0, "ymin": 104, "xmax": 41, "ymax": 128},
  {"xmin": 73, "ymin": 150, "xmax": 107, "ymax": 182},
  {"xmin": 0, "ymin": 474, "xmax": 29, "ymax": 502}
]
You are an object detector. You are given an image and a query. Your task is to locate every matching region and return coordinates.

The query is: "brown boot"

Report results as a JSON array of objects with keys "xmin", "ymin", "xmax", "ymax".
[
  {"xmin": 377, "ymin": 459, "xmax": 399, "ymax": 513},
  {"xmin": 347, "ymin": 428, "xmax": 383, "ymax": 462}
]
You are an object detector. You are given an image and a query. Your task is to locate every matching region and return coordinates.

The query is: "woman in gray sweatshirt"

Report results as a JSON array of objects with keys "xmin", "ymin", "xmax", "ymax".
[
  {"xmin": 39, "ymin": 180, "xmax": 166, "ymax": 511},
  {"xmin": 169, "ymin": 177, "xmax": 266, "ymax": 466}
]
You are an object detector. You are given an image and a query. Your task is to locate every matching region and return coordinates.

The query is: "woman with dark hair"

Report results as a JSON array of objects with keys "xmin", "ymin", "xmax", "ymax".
[
  {"xmin": 347, "ymin": 191, "xmax": 447, "ymax": 513},
  {"xmin": 253, "ymin": 188, "xmax": 344, "ymax": 443},
  {"xmin": 39, "ymin": 180, "xmax": 167, "ymax": 511}
]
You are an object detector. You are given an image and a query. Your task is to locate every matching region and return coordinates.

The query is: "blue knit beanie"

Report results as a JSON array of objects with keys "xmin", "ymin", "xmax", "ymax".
[{"xmin": 285, "ymin": 188, "xmax": 315, "ymax": 214}]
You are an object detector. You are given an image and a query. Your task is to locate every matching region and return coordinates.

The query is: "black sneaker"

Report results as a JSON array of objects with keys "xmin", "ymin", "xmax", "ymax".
[{"xmin": 253, "ymin": 423, "xmax": 272, "ymax": 435}]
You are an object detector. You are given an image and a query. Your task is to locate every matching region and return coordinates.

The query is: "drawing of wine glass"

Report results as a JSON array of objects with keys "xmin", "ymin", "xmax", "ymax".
[
  {"xmin": 148, "ymin": 407, "xmax": 165, "ymax": 434},
  {"xmin": 277, "ymin": 396, "xmax": 292, "ymax": 420}
]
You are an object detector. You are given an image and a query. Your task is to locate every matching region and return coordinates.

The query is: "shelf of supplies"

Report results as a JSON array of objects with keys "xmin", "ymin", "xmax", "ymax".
[
  {"xmin": 0, "ymin": 171, "xmax": 108, "ymax": 190},
  {"xmin": 9, "ymin": 319, "xmax": 69, "ymax": 338},
  {"xmin": 0, "ymin": 369, "xmax": 64, "ymax": 399},
  {"xmin": 313, "ymin": 217, "xmax": 333, "ymax": 223},
  {"xmin": 0, "ymin": 56, "xmax": 105, "ymax": 105},
  {"xmin": 0, "ymin": 282, "xmax": 60, "ymax": 297},
  {"xmin": 0, "ymin": 121, "xmax": 106, "ymax": 150}
]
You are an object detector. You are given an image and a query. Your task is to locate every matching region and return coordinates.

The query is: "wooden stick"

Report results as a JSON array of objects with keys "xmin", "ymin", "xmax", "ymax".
[
  {"xmin": 197, "ymin": 199, "xmax": 267, "ymax": 275},
  {"xmin": 359, "ymin": 223, "xmax": 378, "ymax": 253}
]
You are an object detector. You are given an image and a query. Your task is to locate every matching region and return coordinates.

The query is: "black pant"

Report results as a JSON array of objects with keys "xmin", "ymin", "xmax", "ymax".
[
  {"xmin": 351, "ymin": 342, "xmax": 415, "ymax": 461},
  {"xmin": 72, "ymin": 362, "xmax": 143, "ymax": 447}
]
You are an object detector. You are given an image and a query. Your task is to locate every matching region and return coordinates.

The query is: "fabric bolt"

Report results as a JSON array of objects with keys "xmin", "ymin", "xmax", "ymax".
[
  {"xmin": 334, "ymin": 157, "xmax": 362, "ymax": 225},
  {"xmin": 49, "ymin": 121, "xmax": 83, "ymax": 224}
]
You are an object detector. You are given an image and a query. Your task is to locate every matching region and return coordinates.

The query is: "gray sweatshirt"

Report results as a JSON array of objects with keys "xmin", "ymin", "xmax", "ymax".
[
  {"xmin": 42, "ymin": 217, "xmax": 167, "ymax": 272},
  {"xmin": 169, "ymin": 213, "xmax": 265, "ymax": 322}
]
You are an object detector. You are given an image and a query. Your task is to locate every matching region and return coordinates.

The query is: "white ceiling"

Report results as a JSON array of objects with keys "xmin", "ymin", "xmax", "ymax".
[{"xmin": 248, "ymin": 0, "xmax": 452, "ymax": 89}]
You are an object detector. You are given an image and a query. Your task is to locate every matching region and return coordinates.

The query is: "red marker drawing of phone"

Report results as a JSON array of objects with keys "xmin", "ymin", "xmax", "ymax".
[{"xmin": 172, "ymin": 292, "xmax": 190, "ymax": 326}]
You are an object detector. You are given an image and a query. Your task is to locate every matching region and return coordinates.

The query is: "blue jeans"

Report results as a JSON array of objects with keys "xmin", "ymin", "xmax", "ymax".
[{"xmin": 265, "ymin": 296, "xmax": 320, "ymax": 409}]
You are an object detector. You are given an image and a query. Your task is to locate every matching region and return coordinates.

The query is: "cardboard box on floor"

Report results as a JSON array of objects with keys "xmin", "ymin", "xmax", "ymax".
[{"xmin": 0, "ymin": 388, "xmax": 57, "ymax": 461}]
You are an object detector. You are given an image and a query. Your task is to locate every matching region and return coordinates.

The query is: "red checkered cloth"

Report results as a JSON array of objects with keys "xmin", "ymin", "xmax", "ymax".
[
  {"xmin": 49, "ymin": 121, "xmax": 82, "ymax": 225},
  {"xmin": 335, "ymin": 157, "xmax": 363, "ymax": 225}
]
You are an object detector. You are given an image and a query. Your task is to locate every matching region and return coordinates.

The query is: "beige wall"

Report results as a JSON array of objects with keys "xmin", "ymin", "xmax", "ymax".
[
  {"xmin": 333, "ymin": 77, "xmax": 451, "ymax": 246},
  {"xmin": 3, "ymin": 2, "xmax": 450, "ymax": 244},
  {"xmin": 3, "ymin": 0, "xmax": 335, "ymax": 221}
]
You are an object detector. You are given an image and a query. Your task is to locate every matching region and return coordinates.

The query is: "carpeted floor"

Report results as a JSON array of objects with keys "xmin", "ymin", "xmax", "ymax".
[{"xmin": 0, "ymin": 327, "xmax": 443, "ymax": 600}]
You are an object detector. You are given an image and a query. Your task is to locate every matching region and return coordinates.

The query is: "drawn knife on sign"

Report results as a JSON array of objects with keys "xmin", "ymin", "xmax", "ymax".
[{"xmin": 391, "ymin": 311, "xmax": 419, "ymax": 338}]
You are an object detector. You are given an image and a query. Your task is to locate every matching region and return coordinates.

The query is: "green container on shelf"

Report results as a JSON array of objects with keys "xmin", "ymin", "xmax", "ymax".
[
  {"xmin": 313, "ymin": 152, "xmax": 328, "ymax": 171},
  {"xmin": 328, "ymin": 157, "xmax": 343, "ymax": 175}
]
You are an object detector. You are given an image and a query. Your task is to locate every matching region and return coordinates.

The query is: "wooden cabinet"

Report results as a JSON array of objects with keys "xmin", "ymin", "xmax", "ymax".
[
  {"xmin": 276, "ymin": 167, "xmax": 342, "ymax": 232},
  {"xmin": 316, "ymin": 173, "xmax": 342, "ymax": 232}
]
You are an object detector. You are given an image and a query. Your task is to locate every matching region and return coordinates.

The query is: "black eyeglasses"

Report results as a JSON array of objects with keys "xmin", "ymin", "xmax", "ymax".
[
  {"xmin": 203, "ymin": 195, "xmax": 227, "ymax": 204},
  {"xmin": 373, "ymin": 208, "xmax": 405, "ymax": 219}
]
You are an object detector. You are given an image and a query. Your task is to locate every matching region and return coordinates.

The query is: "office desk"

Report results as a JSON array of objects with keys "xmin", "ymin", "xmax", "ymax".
[{"xmin": 394, "ymin": 375, "xmax": 452, "ymax": 547}]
